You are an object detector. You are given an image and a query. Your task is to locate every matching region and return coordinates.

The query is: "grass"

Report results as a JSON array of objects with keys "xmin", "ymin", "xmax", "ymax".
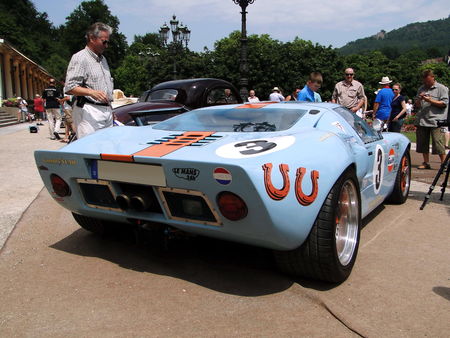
[{"xmin": 401, "ymin": 131, "xmax": 416, "ymax": 143}]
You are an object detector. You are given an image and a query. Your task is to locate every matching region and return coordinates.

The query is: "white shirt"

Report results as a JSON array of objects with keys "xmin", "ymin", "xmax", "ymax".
[
  {"xmin": 269, "ymin": 92, "xmax": 284, "ymax": 102},
  {"xmin": 248, "ymin": 96, "xmax": 260, "ymax": 103}
]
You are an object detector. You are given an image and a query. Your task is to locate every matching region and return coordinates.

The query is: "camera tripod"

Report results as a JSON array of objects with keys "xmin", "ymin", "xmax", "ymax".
[{"xmin": 420, "ymin": 150, "xmax": 450, "ymax": 210}]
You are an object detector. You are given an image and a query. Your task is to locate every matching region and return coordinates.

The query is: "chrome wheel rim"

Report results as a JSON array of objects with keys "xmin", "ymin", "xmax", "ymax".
[
  {"xmin": 335, "ymin": 180, "xmax": 359, "ymax": 266},
  {"xmin": 400, "ymin": 155, "xmax": 410, "ymax": 197}
]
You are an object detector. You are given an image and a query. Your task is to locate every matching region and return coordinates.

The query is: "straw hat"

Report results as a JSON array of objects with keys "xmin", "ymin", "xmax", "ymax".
[{"xmin": 379, "ymin": 76, "xmax": 392, "ymax": 85}]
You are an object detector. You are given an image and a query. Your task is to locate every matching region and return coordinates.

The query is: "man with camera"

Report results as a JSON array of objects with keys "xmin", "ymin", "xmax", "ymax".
[
  {"xmin": 414, "ymin": 69, "xmax": 448, "ymax": 169},
  {"xmin": 64, "ymin": 22, "xmax": 114, "ymax": 139}
]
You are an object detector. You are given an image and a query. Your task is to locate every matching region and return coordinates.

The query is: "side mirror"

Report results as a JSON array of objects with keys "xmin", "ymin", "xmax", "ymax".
[{"xmin": 372, "ymin": 118, "xmax": 383, "ymax": 133}]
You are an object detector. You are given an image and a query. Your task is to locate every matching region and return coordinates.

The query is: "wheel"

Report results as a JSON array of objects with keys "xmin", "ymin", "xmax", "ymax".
[
  {"xmin": 72, "ymin": 213, "xmax": 118, "ymax": 235},
  {"xmin": 274, "ymin": 169, "xmax": 361, "ymax": 283},
  {"xmin": 386, "ymin": 150, "xmax": 411, "ymax": 204}
]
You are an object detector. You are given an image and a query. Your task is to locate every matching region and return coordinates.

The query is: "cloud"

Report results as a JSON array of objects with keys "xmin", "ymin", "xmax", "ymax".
[{"xmin": 34, "ymin": 0, "xmax": 449, "ymax": 50}]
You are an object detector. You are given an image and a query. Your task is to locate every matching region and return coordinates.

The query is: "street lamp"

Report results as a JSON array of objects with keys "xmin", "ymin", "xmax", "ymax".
[
  {"xmin": 232, "ymin": 0, "xmax": 255, "ymax": 101},
  {"xmin": 159, "ymin": 15, "xmax": 191, "ymax": 79}
]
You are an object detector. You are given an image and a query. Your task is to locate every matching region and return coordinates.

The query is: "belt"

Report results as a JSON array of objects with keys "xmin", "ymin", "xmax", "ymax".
[{"xmin": 85, "ymin": 99, "xmax": 110, "ymax": 106}]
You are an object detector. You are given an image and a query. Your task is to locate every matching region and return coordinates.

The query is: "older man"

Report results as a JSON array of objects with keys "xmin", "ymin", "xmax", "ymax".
[
  {"xmin": 332, "ymin": 68, "xmax": 366, "ymax": 114},
  {"xmin": 414, "ymin": 69, "xmax": 448, "ymax": 169},
  {"xmin": 65, "ymin": 22, "xmax": 114, "ymax": 139}
]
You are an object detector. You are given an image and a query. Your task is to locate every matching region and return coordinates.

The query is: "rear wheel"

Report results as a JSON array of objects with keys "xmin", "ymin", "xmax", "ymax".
[
  {"xmin": 72, "ymin": 213, "xmax": 120, "ymax": 236},
  {"xmin": 386, "ymin": 150, "xmax": 411, "ymax": 204},
  {"xmin": 274, "ymin": 169, "xmax": 361, "ymax": 283}
]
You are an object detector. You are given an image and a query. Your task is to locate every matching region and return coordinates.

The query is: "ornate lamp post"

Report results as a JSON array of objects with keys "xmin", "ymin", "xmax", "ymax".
[
  {"xmin": 232, "ymin": 0, "xmax": 255, "ymax": 101},
  {"xmin": 159, "ymin": 15, "xmax": 191, "ymax": 79}
]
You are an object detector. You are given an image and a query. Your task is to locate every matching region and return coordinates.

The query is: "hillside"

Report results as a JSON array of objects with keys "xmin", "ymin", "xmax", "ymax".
[{"xmin": 339, "ymin": 16, "xmax": 450, "ymax": 56}]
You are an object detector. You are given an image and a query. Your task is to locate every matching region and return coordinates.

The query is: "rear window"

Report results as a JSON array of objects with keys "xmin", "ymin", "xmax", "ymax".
[
  {"xmin": 145, "ymin": 89, "xmax": 178, "ymax": 102},
  {"xmin": 153, "ymin": 107, "xmax": 307, "ymax": 132}
]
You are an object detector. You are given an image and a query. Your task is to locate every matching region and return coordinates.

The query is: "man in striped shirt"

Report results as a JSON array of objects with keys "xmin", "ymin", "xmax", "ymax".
[{"xmin": 65, "ymin": 22, "xmax": 114, "ymax": 139}]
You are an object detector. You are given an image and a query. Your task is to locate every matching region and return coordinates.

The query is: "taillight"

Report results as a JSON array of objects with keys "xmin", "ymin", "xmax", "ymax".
[
  {"xmin": 50, "ymin": 174, "xmax": 71, "ymax": 197},
  {"xmin": 217, "ymin": 192, "xmax": 248, "ymax": 221}
]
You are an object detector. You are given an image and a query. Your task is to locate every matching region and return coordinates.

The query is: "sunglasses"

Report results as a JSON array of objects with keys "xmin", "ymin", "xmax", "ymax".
[{"xmin": 345, "ymin": 73, "xmax": 354, "ymax": 76}]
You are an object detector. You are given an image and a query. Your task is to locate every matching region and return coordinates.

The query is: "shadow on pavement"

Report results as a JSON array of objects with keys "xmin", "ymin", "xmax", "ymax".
[
  {"xmin": 50, "ymin": 227, "xmax": 299, "ymax": 297},
  {"xmin": 432, "ymin": 287, "xmax": 450, "ymax": 301}
]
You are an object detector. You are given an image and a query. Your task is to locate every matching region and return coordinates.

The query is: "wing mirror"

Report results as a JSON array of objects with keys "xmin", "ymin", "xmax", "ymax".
[{"xmin": 372, "ymin": 118, "xmax": 383, "ymax": 134}]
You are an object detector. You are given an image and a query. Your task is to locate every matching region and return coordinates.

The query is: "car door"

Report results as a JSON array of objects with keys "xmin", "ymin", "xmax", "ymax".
[{"xmin": 333, "ymin": 107, "xmax": 391, "ymax": 216}]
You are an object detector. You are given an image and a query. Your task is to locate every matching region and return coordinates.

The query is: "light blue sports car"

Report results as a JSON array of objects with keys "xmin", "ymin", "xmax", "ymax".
[{"xmin": 35, "ymin": 102, "xmax": 411, "ymax": 283}]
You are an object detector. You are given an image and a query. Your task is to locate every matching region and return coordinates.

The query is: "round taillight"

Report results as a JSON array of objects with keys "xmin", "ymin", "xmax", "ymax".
[
  {"xmin": 217, "ymin": 192, "xmax": 248, "ymax": 221},
  {"xmin": 50, "ymin": 174, "xmax": 71, "ymax": 197}
]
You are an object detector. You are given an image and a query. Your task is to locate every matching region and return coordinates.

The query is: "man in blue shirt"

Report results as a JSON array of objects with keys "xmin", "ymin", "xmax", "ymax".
[
  {"xmin": 373, "ymin": 76, "xmax": 394, "ymax": 126},
  {"xmin": 297, "ymin": 72, "xmax": 322, "ymax": 102}
]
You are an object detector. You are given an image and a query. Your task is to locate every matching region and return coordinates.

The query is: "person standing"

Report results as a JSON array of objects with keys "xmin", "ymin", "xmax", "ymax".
[
  {"xmin": 269, "ymin": 87, "xmax": 285, "ymax": 102},
  {"xmin": 33, "ymin": 94, "xmax": 45, "ymax": 125},
  {"xmin": 16, "ymin": 97, "xmax": 28, "ymax": 122},
  {"xmin": 331, "ymin": 68, "xmax": 366, "ymax": 114},
  {"xmin": 297, "ymin": 72, "xmax": 323, "ymax": 102},
  {"xmin": 388, "ymin": 83, "xmax": 407, "ymax": 132},
  {"xmin": 373, "ymin": 76, "xmax": 394, "ymax": 129},
  {"xmin": 414, "ymin": 69, "xmax": 448, "ymax": 169},
  {"xmin": 64, "ymin": 22, "xmax": 114, "ymax": 139},
  {"xmin": 248, "ymin": 89, "xmax": 260, "ymax": 103},
  {"xmin": 42, "ymin": 78, "xmax": 62, "ymax": 140}
]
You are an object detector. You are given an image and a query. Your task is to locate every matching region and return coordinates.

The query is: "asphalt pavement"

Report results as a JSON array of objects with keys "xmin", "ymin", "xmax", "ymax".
[{"xmin": 0, "ymin": 123, "xmax": 449, "ymax": 336}]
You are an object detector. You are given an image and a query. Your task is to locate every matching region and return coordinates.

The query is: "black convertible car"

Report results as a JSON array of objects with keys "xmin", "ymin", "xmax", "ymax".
[{"xmin": 114, "ymin": 78, "xmax": 242, "ymax": 125}]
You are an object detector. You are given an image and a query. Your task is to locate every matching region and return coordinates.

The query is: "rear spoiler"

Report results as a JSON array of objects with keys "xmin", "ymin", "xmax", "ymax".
[{"xmin": 128, "ymin": 107, "xmax": 189, "ymax": 126}]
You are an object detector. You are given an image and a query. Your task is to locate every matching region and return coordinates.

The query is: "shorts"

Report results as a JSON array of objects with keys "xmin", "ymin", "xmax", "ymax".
[
  {"xmin": 64, "ymin": 108, "xmax": 73, "ymax": 124},
  {"xmin": 416, "ymin": 126, "xmax": 445, "ymax": 155}
]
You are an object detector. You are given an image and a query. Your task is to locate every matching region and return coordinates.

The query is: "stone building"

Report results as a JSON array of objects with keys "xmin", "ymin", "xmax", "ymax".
[{"xmin": 0, "ymin": 38, "xmax": 53, "ymax": 103}]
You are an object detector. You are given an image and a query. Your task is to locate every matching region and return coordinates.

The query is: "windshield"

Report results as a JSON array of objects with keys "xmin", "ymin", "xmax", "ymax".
[{"xmin": 153, "ymin": 107, "xmax": 307, "ymax": 132}]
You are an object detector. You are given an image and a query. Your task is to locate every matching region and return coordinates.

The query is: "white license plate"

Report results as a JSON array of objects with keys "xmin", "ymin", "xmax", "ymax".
[{"xmin": 97, "ymin": 161, "xmax": 166, "ymax": 186}]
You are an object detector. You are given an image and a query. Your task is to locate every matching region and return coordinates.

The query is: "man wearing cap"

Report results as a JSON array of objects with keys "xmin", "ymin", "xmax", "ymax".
[
  {"xmin": 331, "ymin": 68, "xmax": 366, "ymax": 114},
  {"xmin": 42, "ymin": 78, "xmax": 62, "ymax": 140},
  {"xmin": 65, "ymin": 22, "xmax": 114, "ymax": 139},
  {"xmin": 373, "ymin": 76, "xmax": 394, "ymax": 127},
  {"xmin": 414, "ymin": 69, "xmax": 448, "ymax": 169},
  {"xmin": 269, "ymin": 87, "xmax": 285, "ymax": 102}
]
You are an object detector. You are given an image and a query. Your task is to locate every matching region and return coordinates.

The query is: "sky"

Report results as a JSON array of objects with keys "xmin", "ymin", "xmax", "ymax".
[{"xmin": 31, "ymin": 0, "xmax": 449, "ymax": 52}]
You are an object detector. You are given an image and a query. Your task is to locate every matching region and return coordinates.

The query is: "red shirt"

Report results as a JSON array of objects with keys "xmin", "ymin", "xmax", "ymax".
[{"xmin": 33, "ymin": 97, "xmax": 44, "ymax": 112}]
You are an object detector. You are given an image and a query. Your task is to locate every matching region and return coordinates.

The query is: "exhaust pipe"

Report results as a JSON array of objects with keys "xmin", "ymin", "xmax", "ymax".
[
  {"xmin": 116, "ymin": 194, "xmax": 131, "ymax": 210},
  {"xmin": 130, "ymin": 194, "xmax": 151, "ymax": 212}
]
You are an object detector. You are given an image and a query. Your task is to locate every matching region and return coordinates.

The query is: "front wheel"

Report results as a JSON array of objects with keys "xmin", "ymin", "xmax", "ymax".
[{"xmin": 274, "ymin": 169, "xmax": 361, "ymax": 283}]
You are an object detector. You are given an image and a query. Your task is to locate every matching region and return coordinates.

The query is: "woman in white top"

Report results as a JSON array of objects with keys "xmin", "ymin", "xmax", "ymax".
[{"xmin": 248, "ymin": 89, "xmax": 260, "ymax": 103}]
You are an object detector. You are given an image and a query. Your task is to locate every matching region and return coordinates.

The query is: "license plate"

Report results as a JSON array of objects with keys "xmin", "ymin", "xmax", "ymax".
[{"xmin": 97, "ymin": 161, "xmax": 166, "ymax": 186}]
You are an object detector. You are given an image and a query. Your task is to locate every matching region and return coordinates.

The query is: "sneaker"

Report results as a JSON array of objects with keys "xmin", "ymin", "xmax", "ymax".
[
  {"xmin": 417, "ymin": 162, "xmax": 431, "ymax": 170},
  {"xmin": 53, "ymin": 132, "xmax": 61, "ymax": 140}
]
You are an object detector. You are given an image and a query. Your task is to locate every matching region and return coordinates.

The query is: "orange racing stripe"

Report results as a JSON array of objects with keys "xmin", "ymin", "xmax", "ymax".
[
  {"xmin": 133, "ymin": 131, "xmax": 215, "ymax": 158},
  {"xmin": 235, "ymin": 102, "xmax": 278, "ymax": 109}
]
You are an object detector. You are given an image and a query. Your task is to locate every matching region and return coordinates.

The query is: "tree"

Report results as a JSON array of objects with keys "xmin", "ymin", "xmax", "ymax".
[
  {"xmin": 61, "ymin": 0, "xmax": 127, "ymax": 70},
  {"xmin": 0, "ymin": 0, "xmax": 64, "ymax": 66}
]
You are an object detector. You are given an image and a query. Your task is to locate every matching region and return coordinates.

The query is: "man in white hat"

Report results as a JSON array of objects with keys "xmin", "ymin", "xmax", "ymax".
[
  {"xmin": 372, "ymin": 76, "xmax": 394, "ymax": 126},
  {"xmin": 269, "ymin": 87, "xmax": 285, "ymax": 102}
]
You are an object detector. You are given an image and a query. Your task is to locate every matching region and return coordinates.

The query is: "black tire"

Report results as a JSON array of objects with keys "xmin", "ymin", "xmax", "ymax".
[
  {"xmin": 386, "ymin": 150, "xmax": 411, "ymax": 204},
  {"xmin": 274, "ymin": 169, "xmax": 361, "ymax": 283},
  {"xmin": 72, "ymin": 213, "xmax": 116, "ymax": 235}
]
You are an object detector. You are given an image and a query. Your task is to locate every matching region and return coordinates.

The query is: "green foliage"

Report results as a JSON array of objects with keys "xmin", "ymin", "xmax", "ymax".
[{"xmin": 339, "ymin": 17, "xmax": 450, "ymax": 57}]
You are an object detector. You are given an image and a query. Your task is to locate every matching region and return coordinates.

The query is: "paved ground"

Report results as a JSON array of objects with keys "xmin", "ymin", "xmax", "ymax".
[{"xmin": 0, "ymin": 124, "xmax": 449, "ymax": 336}]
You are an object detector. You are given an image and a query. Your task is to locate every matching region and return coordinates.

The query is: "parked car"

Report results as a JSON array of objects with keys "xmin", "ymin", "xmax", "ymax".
[
  {"xmin": 35, "ymin": 101, "xmax": 411, "ymax": 283},
  {"xmin": 114, "ymin": 78, "xmax": 242, "ymax": 125}
]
